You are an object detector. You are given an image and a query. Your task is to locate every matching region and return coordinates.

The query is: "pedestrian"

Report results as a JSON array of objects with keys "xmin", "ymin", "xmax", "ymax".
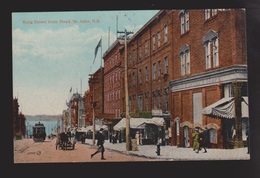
[
  {"xmin": 112, "ymin": 131, "xmax": 117, "ymax": 144},
  {"xmin": 246, "ymin": 127, "xmax": 250, "ymax": 154},
  {"xmin": 199, "ymin": 127, "xmax": 209, "ymax": 153},
  {"xmin": 192, "ymin": 128, "xmax": 200, "ymax": 153},
  {"xmin": 139, "ymin": 132, "xmax": 143, "ymax": 145},
  {"xmin": 135, "ymin": 131, "xmax": 140, "ymax": 145},
  {"xmin": 81, "ymin": 133, "xmax": 86, "ymax": 144},
  {"xmin": 109, "ymin": 131, "xmax": 112, "ymax": 143},
  {"xmin": 118, "ymin": 130, "xmax": 122, "ymax": 143},
  {"xmin": 232, "ymin": 126, "xmax": 236, "ymax": 140},
  {"xmin": 91, "ymin": 128, "xmax": 106, "ymax": 160},
  {"xmin": 165, "ymin": 130, "xmax": 169, "ymax": 145}
]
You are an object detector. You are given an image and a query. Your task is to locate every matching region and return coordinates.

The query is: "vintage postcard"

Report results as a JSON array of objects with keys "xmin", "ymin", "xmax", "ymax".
[{"xmin": 12, "ymin": 9, "xmax": 250, "ymax": 164}]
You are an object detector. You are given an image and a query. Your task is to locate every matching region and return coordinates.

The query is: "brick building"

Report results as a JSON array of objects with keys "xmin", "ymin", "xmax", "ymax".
[
  {"xmin": 13, "ymin": 97, "xmax": 26, "ymax": 139},
  {"xmin": 102, "ymin": 39, "xmax": 124, "ymax": 131},
  {"xmin": 87, "ymin": 9, "xmax": 248, "ymax": 148},
  {"xmin": 84, "ymin": 67, "xmax": 105, "ymax": 126},
  {"xmin": 169, "ymin": 9, "xmax": 247, "ymax": 149},
  {"xmin": 66, "ymin": 92, "xmax": 84, "ymax": 128}
]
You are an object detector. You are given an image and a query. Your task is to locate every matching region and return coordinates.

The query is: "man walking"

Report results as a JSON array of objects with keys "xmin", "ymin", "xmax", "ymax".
[
  {"xmin": 198, "ymin": 127, "xmax": 209, "ymax": 153},
  {"xmin": 91, "ymin": 128, "xmax": 106, "ymax": 160}
]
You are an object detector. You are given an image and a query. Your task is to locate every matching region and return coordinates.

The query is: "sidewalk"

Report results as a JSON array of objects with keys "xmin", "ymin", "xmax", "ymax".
[{"xmin": 85, "ymin": 139, "xmax": 250, "ymax": 161}]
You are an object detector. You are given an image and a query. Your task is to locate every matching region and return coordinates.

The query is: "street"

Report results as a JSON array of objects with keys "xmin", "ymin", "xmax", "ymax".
[
  {"xmin": 13, "ymin": 138, "xmax": 154, "ymax": 163},
  {"xmin": 14, "ymin": 137, "xmax": 250, "ymax": 163}
]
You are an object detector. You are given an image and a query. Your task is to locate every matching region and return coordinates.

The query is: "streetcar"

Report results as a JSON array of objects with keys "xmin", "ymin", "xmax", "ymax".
[{"xmin": 32, "ymin": 122, "xmax": 46, "ymax": 141}]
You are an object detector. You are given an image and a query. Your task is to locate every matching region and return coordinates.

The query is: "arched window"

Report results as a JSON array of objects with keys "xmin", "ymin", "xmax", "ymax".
[
  {"xmin": 203, "ymin": 30, "xmax": 219, "ymax": 69},
  {"xmin": 180, "ymin": 44, "xmax": 190, "ymax": 76},
  {"xmin": 180, "ymin": 10, "xmax": 189, "ymax": 34}
]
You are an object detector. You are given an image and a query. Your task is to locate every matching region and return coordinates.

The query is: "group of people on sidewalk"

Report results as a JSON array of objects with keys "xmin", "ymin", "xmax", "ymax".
[{"xmin": 192, "ymin": 127, "xmax": 210, "ymax": 153}]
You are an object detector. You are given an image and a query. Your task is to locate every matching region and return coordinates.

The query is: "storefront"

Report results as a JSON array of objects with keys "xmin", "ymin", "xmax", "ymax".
[
  {"xmin": 203, "ymin": 96, "xmax": 249, "ymax": 148},
  {"xmin": 113, "ymin": 117, "xmax": 164, "ymax": 145}
]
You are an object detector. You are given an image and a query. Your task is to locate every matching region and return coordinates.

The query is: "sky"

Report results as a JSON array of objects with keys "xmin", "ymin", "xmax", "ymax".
[{"xmin": 12, "ymin": 10, "xmax": 160, "ymax": 116}]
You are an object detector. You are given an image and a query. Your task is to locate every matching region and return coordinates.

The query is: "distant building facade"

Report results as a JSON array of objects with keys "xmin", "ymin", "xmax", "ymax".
[{"xmin": 13, "ymin": 97, "xmax": 26, "ymax": 139}]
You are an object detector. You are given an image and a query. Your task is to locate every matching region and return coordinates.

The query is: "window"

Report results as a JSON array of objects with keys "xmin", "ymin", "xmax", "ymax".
[
  {"xmin": 153, "ymin": 91, "xmax": 157, "ymax": 109},
  {"xmin": 224, "ymin": 83, "xmax": 234, "ymax": 98},
  {"xmin": 152, "ymin": 35, "xmax": 156, "ymax": 51},
  {"xmin": 180, "ymin": 44, "xmax": 190, "ymax": 76},
  {"xmin": 139, "ymin": 69, "xmax": 142, "ymax": 84},
  {"xmin": 164, "ymin": 25, "xmax": 168, "ymax": 43},
  {"xmin": 164, "ymin": 57, "xmax": 168, "ymax": 74},
  {"xmin": 203, "ymin": 31, "xmax": 219, "ymax": 69},
  {"xmin": 152, "ymin": 63, "xmax": 156, "ymax": 80},
  {"xmin": 209, "ymin": 129, "xmax": 217, "ymax": 143},
  {"xmin": 132, "ymin": 72, "xmax": 136, "ymax": 86},
  {"xmin": 205, "ymin": 9, "xmax": 218, "ymax": 20},
  {"xmin": 145, "ymin": 66, "xmax": 148, "ymax": 81},
  {"xmin": 157, "ymin": 32, "xmax": 161, "ymax": 47},
  {"xmin": 164, "ymin": 87, "xmax": 169, "ymax": 111},
  {"xmin": 158, "ymin": 60, "xmax": 161, "ymax": 77},
  {"xmin": 205, "ymin": 42, "xmax": 211, "ymax": 69},
  {"xmin": 145, "ymin": 41, "xmax": 148, "ymax": 54},
  {"xmin": 212, "ymin": 38, "xmax": 219, "ymax": 67},
  {"xmin": 139, "ymin": 44, "xmax": 142, "ymax": 60},
  {"xmin": 180, "ymin": 10, "xmax": 189, "ymax": 35},
  {"xmin": 158, "ymin": 90, "xmax": 162, "ymax": 110},
  {"xmin": 138, "ymin": 94, "xmax": 143, "ymax": 112},
  {"xmin": 145, "ymin": 92, "xmax": 149, "ymax": 111}
]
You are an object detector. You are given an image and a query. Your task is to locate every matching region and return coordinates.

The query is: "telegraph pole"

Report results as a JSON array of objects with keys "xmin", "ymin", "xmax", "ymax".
[{"xmin": 117, "ymin": 29, "xmax": 133, "ymax": 151}]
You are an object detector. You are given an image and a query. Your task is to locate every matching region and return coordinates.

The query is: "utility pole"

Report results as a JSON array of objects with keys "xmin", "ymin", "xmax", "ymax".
[
  {"xmin": 92, "ymin": 82, "xmax": 96, "ymax": 145},
  {"xmin": 117, "ymin": 29, "xmax": 133, "ymax": 151}
]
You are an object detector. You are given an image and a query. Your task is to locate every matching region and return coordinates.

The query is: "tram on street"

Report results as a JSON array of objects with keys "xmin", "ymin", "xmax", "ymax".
[{"xmin": 32, "ymin": 122, "xmax": 46, "ymax": 141}]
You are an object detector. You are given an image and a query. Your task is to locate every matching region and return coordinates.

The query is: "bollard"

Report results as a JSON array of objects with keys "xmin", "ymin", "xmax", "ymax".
[{"xmin": 155, "ymin": 143, "xmax": 160, "ymax": 156}]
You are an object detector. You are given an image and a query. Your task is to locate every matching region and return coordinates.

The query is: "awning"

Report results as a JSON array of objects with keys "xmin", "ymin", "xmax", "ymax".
[
  {"xmin": 83, "ymin": 125, "xmax": 108, "ymax": 132},
  {"xmin": 202, "ymin": 96, "xmax": 248, "ymax": 119},
  {"xmin": 113, "ymin": 117, "xmax": 164, "ymax": 131}
]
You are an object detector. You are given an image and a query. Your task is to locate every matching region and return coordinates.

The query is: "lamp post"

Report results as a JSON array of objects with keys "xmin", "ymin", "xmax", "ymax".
[{"xmin": 117, "ymin": 29, "xmax": 133, "ymax": 151}]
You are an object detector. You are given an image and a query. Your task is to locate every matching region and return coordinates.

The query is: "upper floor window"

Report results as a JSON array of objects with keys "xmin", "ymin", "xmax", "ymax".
[
  {"xmin": 145, "ymin": 66, "xmax": 148, "ymax": 81},
  {"xmin": 205, "ymin": 9, "xmax": 218, "ymax": 20},
  {"xmin": 157, "ymin": 32, "xmax": 161, "ymax": 47},
  {"xmin": 132, "ymin": 72, "xmax": 136, "ymax": 86},
  {"xmin": 158, "ymin": 60, "xmax": 161, "ymax": 77},
  {"xmin": 152, "ymin": 63, "xmax": 156, "ymax": 80},
  {"xmin": 203, "ymin": 30, "xmax": 219, "ymax": 69},
  {"xmin": 145, "ymin": 41, "xmax": 148, "ymax": 54},
  {"xmin": 180, "ymin": 44, "xmax": 190, "ymax": 76},
  {"xmin": 152, "ymin": 35, "xmax": 156, "ymax": 51},
  {"xmin": 164, "ymin": 57, "xmax": 168, "ymax": 74},
  {"xmin": 138, "ymin": 94, "xmax": 143, "ymax": 112},
  {"xmin": 139, "ymin": 69, "xmax": 142, "ymax": 84},
  {"xmin": 180, "ymin": 10, "xmax": 189, "ymax": 35},
  {"xmin": 139, "ymin": 44, "xmax": 142, "ymax": 60},
  {"xmin": 164, "ymin": 25, "xmax": 168, "ymax": 43}
]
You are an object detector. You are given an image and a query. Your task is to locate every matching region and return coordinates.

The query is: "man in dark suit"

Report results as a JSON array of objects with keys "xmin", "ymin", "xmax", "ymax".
[{"xmin": 91, "ymin": 128, "xmax": 106, "ymax": 160}]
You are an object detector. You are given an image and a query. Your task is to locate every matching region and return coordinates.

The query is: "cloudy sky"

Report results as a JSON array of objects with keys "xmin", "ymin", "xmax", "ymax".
[{"xmin": 12, "ymin": 10, "xmax": 160, "ymax": 116}]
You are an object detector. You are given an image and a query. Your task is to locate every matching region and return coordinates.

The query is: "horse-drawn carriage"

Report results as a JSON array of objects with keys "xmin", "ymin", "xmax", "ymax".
[{"xmin": 56, "ymin": 132, "xmax": 76, "ymax": 150}]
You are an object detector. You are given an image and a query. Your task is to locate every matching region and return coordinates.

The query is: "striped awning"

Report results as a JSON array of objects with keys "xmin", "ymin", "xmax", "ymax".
[{"xmin": 202, "ymin": 97, "xmax": 248, "ymax": 119}]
